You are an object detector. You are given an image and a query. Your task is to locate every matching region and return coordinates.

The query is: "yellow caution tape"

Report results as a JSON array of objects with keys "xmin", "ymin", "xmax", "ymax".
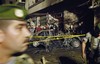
[
  {"xmin": 30, "ymin": 34, "xmax": 85, "ymax": 38},
  {"xmin": 29, "ymin": 34, "xmax": 85, "ymax": 44}
]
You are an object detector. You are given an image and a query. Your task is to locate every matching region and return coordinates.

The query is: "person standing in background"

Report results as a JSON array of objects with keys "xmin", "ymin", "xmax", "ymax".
[{"xmin": 82, "ymin": 8, "xmax": 100, "ymax": 64}]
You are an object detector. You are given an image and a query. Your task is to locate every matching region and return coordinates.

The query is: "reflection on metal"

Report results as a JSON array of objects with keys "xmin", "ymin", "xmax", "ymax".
[
  {"xmin": 63, "ymin": 38, "xmax": 81, "ymax": 48},
  {"xmin": 29, "ymin": 29, "xmax": 84, "ymax": 52},
  {"xmin": 71, "ymin": 39, "xmax": 80, "ymax": 47}
]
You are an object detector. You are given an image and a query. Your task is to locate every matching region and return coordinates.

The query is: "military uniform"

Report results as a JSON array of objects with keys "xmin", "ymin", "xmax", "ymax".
[
  {"xmin": 15, "ymin": 54, "xmax": 34, "ymax": 64},
  {"xmin": 0, "ymin": 4, "xmax": 34, "ymax": 64},
  {"xmin": 0, "ymin": 4, "xmax": 27, "ymax": 20},
  {"xmin": 82, "ymin": 30, "xmax": 100, "ymax": 64},
  {"xmin": 6, "ymin": 54, "xmax": 34, "ymax": 64}
]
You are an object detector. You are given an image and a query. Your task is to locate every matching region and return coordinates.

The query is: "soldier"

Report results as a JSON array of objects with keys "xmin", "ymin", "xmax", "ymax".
[
  {"xmin": 82, "ymin": 8, "xmax": 100, "ymax": 64},
  {"xmin": 0, "ymin": 4, "xmax": 34, "ymax": 64},
  {"xmin": 81, "ymin": 32, "xmax": 93, "ymax": 64}
]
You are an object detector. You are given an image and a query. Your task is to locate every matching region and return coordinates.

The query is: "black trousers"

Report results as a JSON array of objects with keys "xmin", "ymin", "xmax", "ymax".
[{"xmin": 86, "ymin": 51, "xmax": 95, "ymax": 64}]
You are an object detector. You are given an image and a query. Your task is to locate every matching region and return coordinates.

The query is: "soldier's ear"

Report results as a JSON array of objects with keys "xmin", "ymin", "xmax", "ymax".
[{"xmin": 0, "ymin": 30, "xmax": 5, "ymax": 42}]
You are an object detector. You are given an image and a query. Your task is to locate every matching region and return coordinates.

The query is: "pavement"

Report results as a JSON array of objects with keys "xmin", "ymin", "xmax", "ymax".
[{"xmin": 25, "ymin": 46, "xmax": 86, "ymax": 64}]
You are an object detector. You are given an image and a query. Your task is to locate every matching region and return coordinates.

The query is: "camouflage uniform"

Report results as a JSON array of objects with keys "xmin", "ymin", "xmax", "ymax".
[
  {"xmin": 15, "ymin": 54, "xmax": 34, "ymax": 64},
  {"xmin": 83, "ymin": 32, "xmax": 100, "ymax": 64},
  {"xmin": 6, "ymin": 54, "xmax": 34, "ymax": 64}
]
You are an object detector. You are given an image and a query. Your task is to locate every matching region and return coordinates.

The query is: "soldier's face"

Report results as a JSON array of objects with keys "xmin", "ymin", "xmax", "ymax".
[{"xmin": 1, "ymin": 20, "xmax": 31, "ymax": 53}]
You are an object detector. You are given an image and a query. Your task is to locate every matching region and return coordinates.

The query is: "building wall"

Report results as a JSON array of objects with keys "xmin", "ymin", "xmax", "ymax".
[{"xmin": 25, "ymin": 0, "xmax": 63, "ymax": 14}]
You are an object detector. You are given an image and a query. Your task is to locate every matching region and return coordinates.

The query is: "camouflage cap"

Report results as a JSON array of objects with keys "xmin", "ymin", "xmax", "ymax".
[{"xmin": 0, "ymin": 4, "xmax": 27, "ymax": 20}]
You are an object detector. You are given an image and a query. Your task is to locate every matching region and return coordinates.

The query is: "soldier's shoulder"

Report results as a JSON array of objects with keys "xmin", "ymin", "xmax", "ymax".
[{"xmin": 15, "ymin": 54, "xmax": 34, "ymax": 64}]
